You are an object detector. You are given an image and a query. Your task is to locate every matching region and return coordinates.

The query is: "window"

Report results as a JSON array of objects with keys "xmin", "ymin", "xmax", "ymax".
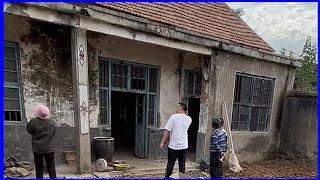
[
  {"xmin": 149, "ymin": 68, "xmax": 158, "ymax": 93},
  {"xmin": 148, "ymin": 95, "xmax": 156, "ymax": 126},
  {"xmin": 4, "ymin": 42, "xmax": 23, "ymax": 122},
  {"xmin": 99, "ymin": 60, "xmax": 109, "ymax": 88},
  {"xmin": 185, "ymin": 71, "xmax": 202, "ymax": 98},
  {"xmin": 231, "ymin": 73, "xmax": 274, "ymax": 132},
  {"xmin": 111, "ymin": 63, "xmax": 127, "ymax": 89},
  {"xmin": 99, "ymin": 89, "xmax": 109, "ymax": 126},
  {"xmin": 131, "ymin": 66, "xmax": 146, "ymax": 90}
]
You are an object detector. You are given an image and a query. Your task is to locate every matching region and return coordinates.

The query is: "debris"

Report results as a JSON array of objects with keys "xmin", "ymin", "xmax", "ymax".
[
  {"xmin": 64, "ymin": 174, "xmax": 95, "ymax": 178},
  {"xmin": 16, "ymin": 161, "xmax": 34, "ymax": 171},
  {"xmin": 200, "ymin": 172, "xmax": 209, "ymax": 178},
  {"xmin": 4, "ymin": 156, "xmax": 34, "ymax": 177},
  {"xmin": 93, "ymin": 171, "xmax": 111, "ymax": 178},
  {"xmin": 64, "ymin": 150, "xmax": 76, "ymax": 166},
  {"xmin": 199, "ymin": 159, "xmax": 209, "ymax": 171},
  {"xmin": 7, "ymin": 156, "xmax": 19, "ymax": 167},
  {"xmin": 169, "ymin": 172, "xmax": 191, "ymax": 178},
  {"xmin": 8, "ymin": 167, "xmax": 17, "ymax": 174},
  {"xmin": 16, "ymin": 167, "xmax": 31, "ymax": 177},
  {"xmin": 4, "ymin": 162, "xmax": 11, "ymax": 168}
]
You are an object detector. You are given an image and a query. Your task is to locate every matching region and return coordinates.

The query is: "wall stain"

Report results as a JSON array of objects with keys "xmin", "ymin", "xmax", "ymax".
[
  {"xmin": 87, "ymin": 32, "xmax": 99, "ymax": 107},
  {"xmin": 19, "ymin": 19, "xmax": 73, "ymax": 124}
]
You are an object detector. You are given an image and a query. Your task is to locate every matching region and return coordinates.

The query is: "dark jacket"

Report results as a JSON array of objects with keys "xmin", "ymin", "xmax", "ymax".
[{"xmin": 27, "ymin": 118, "xmax": 55, "ymax": 154}]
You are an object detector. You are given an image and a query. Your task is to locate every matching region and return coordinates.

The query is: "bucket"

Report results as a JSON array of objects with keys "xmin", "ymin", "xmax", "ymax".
[{"xmin": 92, "ymin": 137, "xmax": 114, "ymax": 162}]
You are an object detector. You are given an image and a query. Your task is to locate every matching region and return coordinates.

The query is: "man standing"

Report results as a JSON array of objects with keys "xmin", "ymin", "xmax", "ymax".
[{"xmin": 160, "ymin": 103, "xmax": 192, "ymax": 178}]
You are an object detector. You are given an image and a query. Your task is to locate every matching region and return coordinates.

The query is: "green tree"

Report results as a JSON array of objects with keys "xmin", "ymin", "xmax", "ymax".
[
  {"xmin": 294, "ymin": 35, "xmax": 317, "ymax": 92},
  {"xmin": 233, "ymin": 8, "xmax": 245, "ymax": 17}
]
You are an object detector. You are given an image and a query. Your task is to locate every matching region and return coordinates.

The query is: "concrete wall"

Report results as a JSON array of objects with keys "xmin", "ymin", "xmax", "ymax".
[
  {"xmin": 279, "ymin": 92, "xmax": 317, "ymax": 160},
  {"xmin": 87, "ymin": 31, "xmax": 202, "ymax": 129},
  {"xmin": 5, "ymin": 14, "xmax": 202, "ymax": 129},
  {"xmin": 4, "ymin": 14, "xmax": 79, "ymax": 163},
  {"xmin": 4, "ymin": 124, "xmax": 104, "ymax": 163},
  {"xmin": 4, "ymin": 14, "xmax": 202, "ymax": 161},
  {"xmin": 204, "ymin": 50, "xmax": 296, "ymax": 162},
  {"xmin": 5, "ymin": 14, "xmax": 74, "ymax": 127}
]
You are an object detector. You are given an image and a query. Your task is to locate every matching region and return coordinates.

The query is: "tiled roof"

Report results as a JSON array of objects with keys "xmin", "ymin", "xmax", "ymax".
[{"xmin": 94, "ymin": 2, "xmax": 275, "ymax": 53}]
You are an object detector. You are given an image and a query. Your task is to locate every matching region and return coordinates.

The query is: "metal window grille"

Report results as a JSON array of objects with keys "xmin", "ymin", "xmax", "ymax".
[
  {"xmin": 4, "ymin": 42, "xmax": 23, "ymax": 122},
  {"xmin": 231, "ymin": 73, "xmax": 274, "ymax": 132}
]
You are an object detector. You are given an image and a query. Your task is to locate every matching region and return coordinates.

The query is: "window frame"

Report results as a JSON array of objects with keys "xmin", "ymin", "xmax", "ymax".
[
  {"xmin": 4, "ymin": 41, "xmax": 25, "ymax": 124},
  {"xmin": 231, "ymin": 72, "xmax": 275, "ymax": 132},
  {"xmin": 184, "ymin": 70, "xmax": 202, "ymax": 98}
]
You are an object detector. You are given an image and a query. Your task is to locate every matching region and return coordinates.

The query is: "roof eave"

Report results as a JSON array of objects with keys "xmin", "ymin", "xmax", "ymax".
[
  {"xmin": 88, "ymin": 3, "xmax": 301, "ymax": 67},
  {"xmin": 7, "ymin": 2, "xmax": 301, "ymax": 68}
]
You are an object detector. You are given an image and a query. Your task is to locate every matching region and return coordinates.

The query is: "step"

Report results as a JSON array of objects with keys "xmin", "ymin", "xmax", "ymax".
[
  {"xmin": 128, "ymin": 165, "xmax": 198, "ymax": 173},
  {"xmin": 125, "ymin": 168, "xmax": 201, "ymax": 178}
]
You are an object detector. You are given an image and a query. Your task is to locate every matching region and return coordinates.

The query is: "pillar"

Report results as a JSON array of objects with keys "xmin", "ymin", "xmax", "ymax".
[{"xmin": 71, "ymin": 27, "xmax": 91, "ymax": 174}]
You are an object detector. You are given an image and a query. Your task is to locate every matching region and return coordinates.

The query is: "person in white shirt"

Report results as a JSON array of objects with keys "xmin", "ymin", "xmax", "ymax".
[{"xmin": 160, "ymin": 103, "xmax": 192, "ymax": 178}]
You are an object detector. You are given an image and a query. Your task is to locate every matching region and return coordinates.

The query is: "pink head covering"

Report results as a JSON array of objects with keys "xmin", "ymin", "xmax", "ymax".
[{"xmin": 34, "ymin": 104, "xmax": 50, "ymax": 120}]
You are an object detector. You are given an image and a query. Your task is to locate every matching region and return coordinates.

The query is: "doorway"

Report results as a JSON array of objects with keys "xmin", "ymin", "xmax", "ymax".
[
  {"xmin": 111, "ymin": 91, "xmax": 147, "ymax": 159},
  {"xmin": 188, "ymin": 98, "xmax": 200, "ymax": 153},
  {"xmin": 111, "ymin": 91, "xmax": 136, "ymax": 156},
  {"xmin": 99, "ymin": 59, "xmax": 159, "ymax": 159}
]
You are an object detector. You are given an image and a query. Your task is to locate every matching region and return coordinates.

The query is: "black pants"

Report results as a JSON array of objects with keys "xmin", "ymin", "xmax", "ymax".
[
  {"xmin": 210, "ymin": 152, "xmax": 223, "ymax": 178},
  {"xmin": 165, "ymin": 148, "xmax": 187, "ymax": 178},
  {"xmin": 33, "ymin": 152, "xmax": 57, "ymax": 178}
]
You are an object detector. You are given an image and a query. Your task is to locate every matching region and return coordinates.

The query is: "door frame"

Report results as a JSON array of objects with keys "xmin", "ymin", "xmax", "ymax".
[{"xmin": 98, "ymin": 57, "xmax": 160, "ymax": 159}]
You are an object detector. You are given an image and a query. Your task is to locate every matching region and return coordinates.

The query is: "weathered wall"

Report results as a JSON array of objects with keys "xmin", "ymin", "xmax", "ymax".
[
  {"xmin": 204, "ymin": 50, "xmax": 296, "ymax": 162},
  {"xmin": 4, "ymin": 124, "xmax": 104, "ymax": 163},
  {"xmin": 279, "ymin": 92, "xmax": 317, "ymax": 160},
  {"xmin": 4, "ymin": 14, "xmax": 107, "ymax": 163},
  {"xmin": 87, "ymin": 31, "xmax": 202, "ymax": 129},
  {"xmin": 5, "ymin": 14, "xmax": 75, "ymax": 127},
  {"xmin": 5, "ymin": 14, "xmax": 203, "ymax": 160},
  {"xmin": 4, "ymin": 14, "xmax": 122, "ymax": 129}
]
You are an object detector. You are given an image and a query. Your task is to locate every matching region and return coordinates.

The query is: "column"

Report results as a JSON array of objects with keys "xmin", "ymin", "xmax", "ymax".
[{"xmin": 71, "ymin": 27, "xmax": 91, "ymax": 174}]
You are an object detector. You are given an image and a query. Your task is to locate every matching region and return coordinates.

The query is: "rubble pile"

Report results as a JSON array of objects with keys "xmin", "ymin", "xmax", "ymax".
[{"xmin": 4, "ymin": 156, "xmax": 34, "ymax": 178}]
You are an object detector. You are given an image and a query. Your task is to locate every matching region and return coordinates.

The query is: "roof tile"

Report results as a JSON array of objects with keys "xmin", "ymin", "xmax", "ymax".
[{"xmin": 94, "ymin": 2, "xmax": 275, "ymax": 52}]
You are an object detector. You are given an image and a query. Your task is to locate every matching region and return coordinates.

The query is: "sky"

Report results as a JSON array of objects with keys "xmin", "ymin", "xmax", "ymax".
[{"xmin": 226, "ymin": 2, "xmax": 318, "ymax": 57}]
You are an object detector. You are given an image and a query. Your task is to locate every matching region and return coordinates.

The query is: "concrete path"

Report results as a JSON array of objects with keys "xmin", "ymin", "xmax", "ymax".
[{"xmin": 24, "ymin": 158, "xmax": 200, "ymax": 178}]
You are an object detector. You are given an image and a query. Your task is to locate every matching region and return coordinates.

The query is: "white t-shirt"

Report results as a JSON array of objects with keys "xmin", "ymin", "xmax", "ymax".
[{"xmin": 164, "ymin": 113, "xmax": 192, "ymax": 150}]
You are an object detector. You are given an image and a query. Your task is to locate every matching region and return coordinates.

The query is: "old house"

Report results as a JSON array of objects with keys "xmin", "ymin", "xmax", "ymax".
[{"xmin": 4, "ymin": 2, "xmax": 301, "ymax": 172}]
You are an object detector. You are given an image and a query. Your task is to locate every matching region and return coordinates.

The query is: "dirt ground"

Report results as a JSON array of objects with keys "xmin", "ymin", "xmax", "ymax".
[
  {"xmin": 190, "ymin": 158, "xmax": 317, "ymax": 178},
  {"xmin": 146, "ymin": 158, "xmax": 317, "ymax": 178},
  {"xmin": 224, "ymin": 158, "xmax": 317, "ymax": 178},
  {"xmin": 23, "ymin": 158, "xmax": 317, "ymax": 178}
]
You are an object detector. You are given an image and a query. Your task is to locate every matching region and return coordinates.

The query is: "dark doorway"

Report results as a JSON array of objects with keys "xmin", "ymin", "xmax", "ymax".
[
  {"xmin": 111, "ymin": 91, "xmax": 136, "ymax": 155},
  {"xmin": 188, "ymin": 98, "xmax": 200, "ymax": 153}
]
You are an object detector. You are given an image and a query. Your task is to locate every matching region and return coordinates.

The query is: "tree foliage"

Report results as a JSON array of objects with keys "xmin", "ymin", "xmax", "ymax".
[
  {"xmin": 294, "ymin": 35, "xmax": 317, "ymax": 92},
  {"xmin": 233, "ymin": 8, "xmax": 245, "ymax": 17}
]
